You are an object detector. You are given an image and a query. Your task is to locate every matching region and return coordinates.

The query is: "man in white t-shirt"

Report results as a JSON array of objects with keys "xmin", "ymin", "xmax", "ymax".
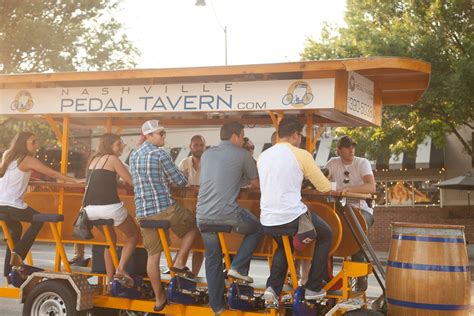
[
  {"xmin": 178, "ymin": 135, "xmax": 206, "ymax": 186},
  {"xmin": 325, "ymin": 135, "xmax": 376, "ymax": 291},
  {"xmin": 177, "ymin": 135, "xmax": 205, "ymax": 276}
]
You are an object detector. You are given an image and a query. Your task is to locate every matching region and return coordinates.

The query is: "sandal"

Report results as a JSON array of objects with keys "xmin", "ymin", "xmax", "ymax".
[
  {"xmin": 113, "ymin": 274, "xmax": 134, "ymax": 287},
  {"xmin": 154, "ymin": 297, "xmax": 168, "ymax": 312},
  {"xmin": 68, "ymin": 255, "xmax": 84, "ymax": 265},
  {"xmin": 170, "ymin": 266, "xmax": 195, "ymax": 279}
]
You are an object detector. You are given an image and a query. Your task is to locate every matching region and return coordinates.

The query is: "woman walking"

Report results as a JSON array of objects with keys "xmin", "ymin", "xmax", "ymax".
[
  {"xmin": 84, "ymin": 133, "xmax": 139, "ymax": 286},
  {"xmin": 0, "ymin": 132, "xmax": 83, "ymax": 280}
]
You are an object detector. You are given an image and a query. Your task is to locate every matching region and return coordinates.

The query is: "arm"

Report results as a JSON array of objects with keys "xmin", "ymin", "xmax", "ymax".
[
  {"xmin": 343, "ymin": 159, "xmax": 375, "ymax": 194},
  {"xmin": 242, "ymin": 152, "xmax": 259, "ymax": 189},
  {"xmin": 343, "ymin": 174, "xmax": 376, "ymax": 194},
  {"xmin": 292, "ymin": 147, "xmax": 331, "ymax": 193},
  {"xmin": 23, "ymin": 156, "xmax": 83, "ymax": 183},
  {"xmin": 161, "ymin": 152, "xmax": 188, "ymax": 187},
  {"xmin": 111, "ymin": 156, "xmax": 133, "ymax": 186},
  {"xmin": 249, "ymin": 178, "xmax": 259, "ymax": 189}
]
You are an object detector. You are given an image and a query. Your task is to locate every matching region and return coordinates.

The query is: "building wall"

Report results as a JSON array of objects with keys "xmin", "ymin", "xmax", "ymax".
[
  {"xmin": 443, "ymin": 125, "xmax": 473, "ymax": 206},
  {"xmin": 368, "ymin": 206, "xmax": 473, "ymax": 252}
]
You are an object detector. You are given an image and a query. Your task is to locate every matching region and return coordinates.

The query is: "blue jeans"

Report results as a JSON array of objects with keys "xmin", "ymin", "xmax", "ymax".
[
  {"xmin": 0, "ymin": 206, "xmax": 43, "ymax": 276},
  {"xmin": 351, "ymin": 209, "xmax": 374, "ymax": 262},
  {"xmin": 266, "ymin": 212, "xmax": 332, "ymax": 295},
  {"xmin": 198, "ymin": 208, "xmax": 263, "ymax": 313}
]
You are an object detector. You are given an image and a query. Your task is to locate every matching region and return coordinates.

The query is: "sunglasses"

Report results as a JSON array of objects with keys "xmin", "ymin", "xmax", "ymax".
[
  {"xmin": 27, "ymin": 140, "xmax": 37, "ymax": 145},
  {"xmin": 343, "ymin": 170, "xmax": 350, "ymax": 184},
  {"xmin": 245, "ymin": 145, "xmax": 255, "ymax": 150},
  {"xmin": 153, "ymin": 130, "xmax": 166, "ymax": 137}
]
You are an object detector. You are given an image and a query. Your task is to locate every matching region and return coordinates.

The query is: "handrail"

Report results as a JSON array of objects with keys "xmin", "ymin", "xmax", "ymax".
[{"xmin": 28, "ymin": 180, "xmax": 373, "ymax": 199}]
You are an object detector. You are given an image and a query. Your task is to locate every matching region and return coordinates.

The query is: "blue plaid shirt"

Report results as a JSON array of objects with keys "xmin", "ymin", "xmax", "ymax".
[{"xmin": 129, "ymin": 141, "xmax": 187, "ymax": 218}]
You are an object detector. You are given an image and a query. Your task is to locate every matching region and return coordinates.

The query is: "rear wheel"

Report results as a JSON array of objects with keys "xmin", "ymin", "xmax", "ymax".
[
  {"xmin": 344, "ymin": 309, "xmax": 385, "ymax": 315},
  {"xmin": 23, "ymin": 279, "xmax": 85, "ymax": 316}
]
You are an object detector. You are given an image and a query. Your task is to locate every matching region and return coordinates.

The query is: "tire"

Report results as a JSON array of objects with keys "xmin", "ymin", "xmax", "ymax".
[
  {"xmin": 282, "ymin": 93, "xmax": 293, "ymax": 105},
  {"xmin": 22, "ymin": 280, "xmax": 80, "ymax": 316},
  {"xmin": 344, "ymin": 309, "xmax": 385, "ymax": 316},
  {"xmin": 91, "ymin": 307, "xmax": 121, "ymax": 316}
]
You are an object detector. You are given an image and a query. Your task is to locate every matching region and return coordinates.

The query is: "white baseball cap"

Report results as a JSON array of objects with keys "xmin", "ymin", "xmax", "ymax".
[{"xmin": 141, "ymin": 120, "xmax": 164, "ymax": 135}]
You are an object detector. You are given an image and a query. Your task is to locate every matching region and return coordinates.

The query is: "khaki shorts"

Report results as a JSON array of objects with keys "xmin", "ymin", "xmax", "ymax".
[{"xmin": 138, "ymin": 203, "xmax": 196, "ymax": 256}]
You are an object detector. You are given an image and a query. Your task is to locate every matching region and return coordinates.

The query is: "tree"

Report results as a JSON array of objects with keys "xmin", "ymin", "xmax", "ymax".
[
  {"xmin": 301, "ymin": 0, "xmax": 474, "ymax": 160},
  {"xmin": 0, "ymin": 0, "xmax": 139, "ymax": 150},
  {"xmin": 0, "ymin": 0, "xmax": 138, "ymax": 73}
]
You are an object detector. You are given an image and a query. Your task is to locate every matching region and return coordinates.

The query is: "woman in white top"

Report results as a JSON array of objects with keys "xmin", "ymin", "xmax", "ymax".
[
  {"xmin": 84, "ymin": 133, "xmax": 139, "ymax": 286},
  {"xmin": 0, "ymin": 132, "xmax": 83, "ymax": 279}
]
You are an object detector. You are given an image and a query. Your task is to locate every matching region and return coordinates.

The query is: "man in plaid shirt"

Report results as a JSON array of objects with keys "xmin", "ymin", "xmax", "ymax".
[{"xmin": 129, "ymin": 119, "xmax": 198, "ymax": 312}]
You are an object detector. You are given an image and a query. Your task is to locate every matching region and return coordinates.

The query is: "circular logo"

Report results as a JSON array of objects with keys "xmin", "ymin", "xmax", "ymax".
[
  {"xmin": 349, "ymin": 75, "xmax": 356, "ymax": 92},
  {"xmin": 10, "ymin": 90, "xmax": 34, "ymax": 112},
  {"xmin": 281, "ymin": 80, "xmax": 314, "ymax": 108}
]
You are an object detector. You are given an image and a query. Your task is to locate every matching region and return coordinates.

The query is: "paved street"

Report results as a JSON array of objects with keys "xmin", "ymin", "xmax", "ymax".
[{"xmin": 0, "ymin": 243, "xmax": 472, "ymax": 315}]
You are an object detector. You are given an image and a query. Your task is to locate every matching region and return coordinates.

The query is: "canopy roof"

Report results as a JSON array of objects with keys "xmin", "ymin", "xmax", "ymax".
[{"xmin": 0, "ymin": 57, "xmax": 431, "ymax": 128}]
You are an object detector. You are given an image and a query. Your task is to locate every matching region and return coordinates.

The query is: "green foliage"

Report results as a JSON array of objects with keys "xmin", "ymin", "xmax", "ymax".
[
  {"xmin": 0, "ymin": 0, "xmax": 139, "ymax": 149},
  {"xmin": 301, "ymin": 0, "xmax": 474, "ymax": 160},
  {"xmin": 0, "ymin": 0, "xmax": 139, "ymax": 73}
]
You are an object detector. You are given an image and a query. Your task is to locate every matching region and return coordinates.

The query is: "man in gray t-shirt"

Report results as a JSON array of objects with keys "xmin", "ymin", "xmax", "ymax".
[{"xmin": 196, "ymin": 122, "xmax": 262, "ymax": 315}]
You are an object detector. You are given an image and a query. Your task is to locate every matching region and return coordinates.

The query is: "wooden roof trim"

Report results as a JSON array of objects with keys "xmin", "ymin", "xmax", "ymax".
[{"xmin": 0, "ymin": 57, "xmax": 430, "ymax": 85}]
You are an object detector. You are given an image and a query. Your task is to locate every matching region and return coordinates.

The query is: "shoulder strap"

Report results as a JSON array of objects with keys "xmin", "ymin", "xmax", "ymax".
[
  {"xmin": 81, "ymin": 158, "xmax": 102, "ymax": 207},
  {"xmin": 101, "ymin": 155, "xmax": 110, "ymax": 169}
]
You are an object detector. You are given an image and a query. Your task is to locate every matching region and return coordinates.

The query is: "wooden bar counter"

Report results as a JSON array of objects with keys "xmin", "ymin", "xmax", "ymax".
[{"xmin": 25, "ymin": 182, "xmax": 370, "ymax": 259}]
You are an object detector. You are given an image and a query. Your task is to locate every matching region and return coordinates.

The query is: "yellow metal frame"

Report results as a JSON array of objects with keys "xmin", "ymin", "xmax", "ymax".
[{"xmin": 325, "ymin": 260, "xmax": 372, "ymax": 303}]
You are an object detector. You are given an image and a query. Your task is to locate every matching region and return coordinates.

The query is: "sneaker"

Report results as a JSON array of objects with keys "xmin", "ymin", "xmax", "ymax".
[
  {"xmin": 263, "ymin": 287, "xmax": 279, "ymax": 308},
  {"xmin": 304, "ymin": 288, "xmax": 326, "ymax": 300},
  {"xmin": 227, "ymin": 269, "xmax": 253, "ymax": 283},
  {"xmin": 9, "ymin": 252, "xmax": 23, "ymax": 267},
  {"xmin": 68, "ymin": 255, "xmax": 84, "ymax": 265},
  {"xmin": 355, "ymin": 276, "xmax": 368, "ymax": 292}
]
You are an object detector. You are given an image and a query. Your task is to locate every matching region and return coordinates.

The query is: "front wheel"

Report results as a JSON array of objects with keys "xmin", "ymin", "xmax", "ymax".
[{"xmin": 22, "ymin": 279, "xmax": 85, "ymax": 316}]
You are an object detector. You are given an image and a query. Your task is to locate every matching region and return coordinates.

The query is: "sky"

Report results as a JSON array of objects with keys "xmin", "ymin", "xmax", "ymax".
[{"xmin": 116, "ymin": 0, "xmax": 347, "ymax": 69}]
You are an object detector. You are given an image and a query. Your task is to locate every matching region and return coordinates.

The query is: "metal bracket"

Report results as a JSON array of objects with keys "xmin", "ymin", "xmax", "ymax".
[{"xmin": 19, "ymin": 271, "xmax": 95, "ymax": 311}]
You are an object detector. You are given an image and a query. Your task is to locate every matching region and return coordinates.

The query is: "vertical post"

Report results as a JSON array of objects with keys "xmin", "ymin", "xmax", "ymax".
[
  {"xmin": 158, "ymin": 228, "xmax": 175, "ymax": 278},
  {"xmin": 305, "ymin": 114, "xmax": 313, "ymax": 152},
  {"xmin": 55, "ymin": 116, "xmax": 69, "ymax": 272},
  {"xmin": 106, "ymin": 118, "xmax": 113, "ymax": 133},
  {"xmin": 224, "ymin": 26, "xmax": 228, "ymax": 65}
]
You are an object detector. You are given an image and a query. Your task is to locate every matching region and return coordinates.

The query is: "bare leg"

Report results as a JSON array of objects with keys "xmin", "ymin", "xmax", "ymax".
[
  {"xmin": 192, "ymin": 251, "xmax": 204, "ymax": 276},
  {"xmin": 100, "ymin": 226, "xmax": 116, "ymax": 283},
  {"xmin": 73, "ymin": 244, "xmax": 84, "ymax": 259},
  {"xmin": 147, "ymin": 252, "xmax": 166, "ymax": 307},
  {"xmin": 115, "ymin": 216, "xmax": 139, "ymax": 277},
  {"xmin": 173, "ymin": 228, "xmax": 198, "ymax": 269}
]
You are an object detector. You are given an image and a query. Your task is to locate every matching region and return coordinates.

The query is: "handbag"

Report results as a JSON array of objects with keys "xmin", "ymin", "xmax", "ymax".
[
  {"xmin": 72, "ymin": 206, "xmax": 93, "ymax": 240},
  {"xmin": 72, "ymin": 159, "xmax": 100, "ymax": 240}
]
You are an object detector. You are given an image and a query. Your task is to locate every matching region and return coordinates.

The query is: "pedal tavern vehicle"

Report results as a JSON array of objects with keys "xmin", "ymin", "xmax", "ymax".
[{"xmin": 0, "ymin": 57, "xmax": 439, "ymax": 316}]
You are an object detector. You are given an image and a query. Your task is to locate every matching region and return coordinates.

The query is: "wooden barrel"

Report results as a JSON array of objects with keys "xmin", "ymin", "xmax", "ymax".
[{"xmin": 386, "ymin": 222, "xmax": 471, "ymax": 315}]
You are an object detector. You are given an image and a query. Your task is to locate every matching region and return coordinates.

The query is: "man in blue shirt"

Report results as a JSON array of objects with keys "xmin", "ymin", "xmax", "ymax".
[
  {"xmin": 129, "ymin": 119, "xmax": 198, "ymax": 312},
  {"xmin": 196, "ymin": 122, "xmax": 262, "ymax": 315}
]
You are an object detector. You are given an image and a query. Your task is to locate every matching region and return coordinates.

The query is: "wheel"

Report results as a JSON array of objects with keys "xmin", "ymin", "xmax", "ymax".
[
  {"xmin": 282, "ymin": 93, "xmax": 293, "ymax": 105},
  {"xmin": 344, "ymin": 309, "xmax": 385, "ymax": 315},
  {"xmin": 22, "ymin": 279, "xmax": 82, "ymax": 316},
  {"xmin": 303, "ymin": 93, "xmax": 314, "ymax": 104}
]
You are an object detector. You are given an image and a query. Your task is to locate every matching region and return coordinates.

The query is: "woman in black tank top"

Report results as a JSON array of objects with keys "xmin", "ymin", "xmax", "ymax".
[{"xmin": 83, "ymin": 133, "xmax": 139, "ymax": 287}]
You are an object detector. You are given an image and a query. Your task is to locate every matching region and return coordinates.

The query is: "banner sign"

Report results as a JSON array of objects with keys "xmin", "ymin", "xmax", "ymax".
[
  {"xmin": 346, "ymin": 71, "xmax": 375, "ymax": 122},
  {"xmin": 0, "ymin": 78, "xmax": 336, "ymax": 115}
]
